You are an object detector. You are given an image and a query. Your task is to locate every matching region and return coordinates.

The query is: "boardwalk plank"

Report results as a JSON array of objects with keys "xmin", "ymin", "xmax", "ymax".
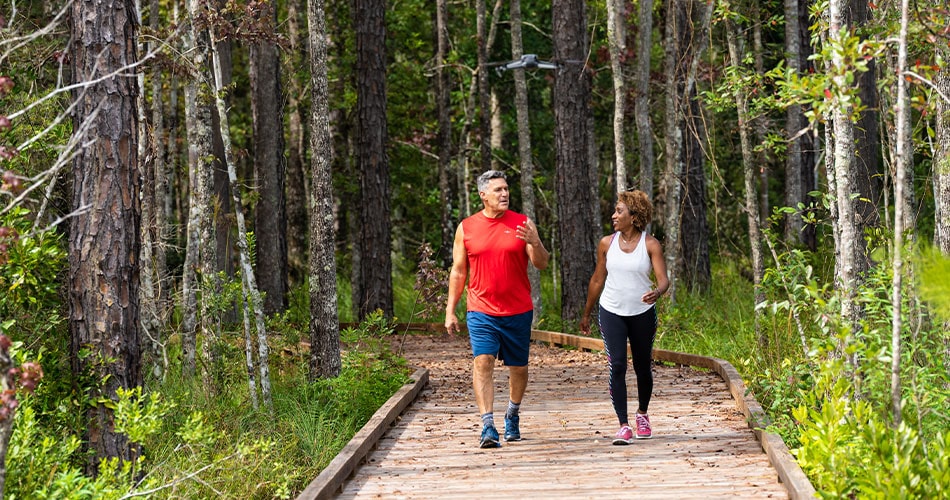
[{"xmin": 326, "ymin": 333, "xmax": 800, "ymax": 499}]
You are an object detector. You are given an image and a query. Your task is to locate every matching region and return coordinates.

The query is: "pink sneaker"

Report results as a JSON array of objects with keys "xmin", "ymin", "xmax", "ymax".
[
  {"xmin": 635, "ymin": 413, "xmax": 652, "ymax": 439},
  {"xmin": 612, "ymin": 425, "xmax": 634, "ymax": 445}
]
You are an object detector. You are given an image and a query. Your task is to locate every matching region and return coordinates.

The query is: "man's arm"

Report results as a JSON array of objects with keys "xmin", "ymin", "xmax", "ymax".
[
  {"xmin": 444, "ymin": 223, "xmax": 468, "ymax": 334},
  {"xmin": 517, "ymin": 218, "xmax": 550, "ymax": 270}
]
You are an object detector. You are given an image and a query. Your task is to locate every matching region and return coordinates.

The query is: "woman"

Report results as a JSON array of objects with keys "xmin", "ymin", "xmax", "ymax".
[{"xmin": 580, "ymin": 189, "xmax": 669, "ymax": 445}]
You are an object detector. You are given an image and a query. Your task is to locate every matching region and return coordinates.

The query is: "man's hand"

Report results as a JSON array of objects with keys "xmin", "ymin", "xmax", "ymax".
[
  {"xmin": 516, "ymin": 218, "xmax": 542, "ymax": 247},
  {"xmin": 445, "ymin": 312, "xmax": 459, "ymax": 335}
]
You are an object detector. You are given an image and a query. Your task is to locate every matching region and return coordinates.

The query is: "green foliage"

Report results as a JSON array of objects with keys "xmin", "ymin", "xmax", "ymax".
[
  {"xmin": 794, "ymin": 331, "xmax": 950, "ymax": 498},
  {"xmin": 0, "ymin": 207, "xmax": 66, "ymax": 343},
  {"xmin": 917, "ymin": 246, "xmax": 950, "ymax": 321}
]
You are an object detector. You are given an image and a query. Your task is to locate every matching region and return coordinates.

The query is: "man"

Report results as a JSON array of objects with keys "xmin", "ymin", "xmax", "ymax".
[{"xmin": 445, "ymin": 170, "xmax": 550, "ymax": 448}]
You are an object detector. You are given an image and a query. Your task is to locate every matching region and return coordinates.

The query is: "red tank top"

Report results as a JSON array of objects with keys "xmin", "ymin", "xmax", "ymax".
[{"xmin": 462, "ymin": 210, "xmax": 533, "ymax": 316}]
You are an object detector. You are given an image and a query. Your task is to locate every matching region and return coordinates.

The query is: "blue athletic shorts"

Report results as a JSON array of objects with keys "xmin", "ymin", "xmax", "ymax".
[{"xmin": 466, "ymin": 310, "xmax": 533, "ymax": 366}]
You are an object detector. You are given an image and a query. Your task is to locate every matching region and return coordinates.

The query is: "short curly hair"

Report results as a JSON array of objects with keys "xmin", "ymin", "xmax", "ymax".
[{"xmin": 617, "ymin": 190, "xmax": 653, "ymax": 232}]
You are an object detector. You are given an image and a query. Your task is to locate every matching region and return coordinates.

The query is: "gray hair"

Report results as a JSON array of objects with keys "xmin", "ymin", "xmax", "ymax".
[{"xmin": 476, "ymin": 170, "xmax": 507, "ymax": 193}]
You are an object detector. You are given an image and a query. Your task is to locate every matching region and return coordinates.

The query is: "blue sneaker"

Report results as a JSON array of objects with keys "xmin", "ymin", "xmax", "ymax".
[
  {"xmin": 479, "ymin": 424, "xmax": 500, "ymax": 448},
  {"xmin": 504, "ymin": 414, "xmax": 521, "ymax": 441}
]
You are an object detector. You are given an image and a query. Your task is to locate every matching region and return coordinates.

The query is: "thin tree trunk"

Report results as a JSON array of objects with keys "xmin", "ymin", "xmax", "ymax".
[
  {"xmin": 285, "ymin": 0, "xmax": 309, "ymax": 287},
  {"xmin": 661, "ymin": 0, "xmax": 713, "ymax": 303},
  {"xmin": 137, "ymin": 0, "xmax": 165, "ymax": 381},
  {"xmin": 784, "ymin": 0, "xmax": 805, "ymax": 243},
  {"xmin": 510, "ymin": 0, "xmax": 542, "ymax": 324},
  {"xmin": 635, "ymin": 0, "xmax": 655, "ymax": 195},
  {"xmin": 890, "ymin": 0, "xmax": 912, "ymax": 427},
  {"xmin": 607, "ymin": 0, "xmax": 627, "ymax": 190},
  {"xmin": 849, "ymin": 0, "xmax": 882, "ymax": 255},
  {"xmin": 436, "ymin": 0, "xmax": 454, "ymax": 266},
  {"xmin": 209, "ymin": 31, "xmax": 273, "ymax": 408},
  {"xmin": 476, "ymin": 0, "xmax": 491, "ymax": 171},
  {"xmin": 241, "ymin": 292, "xmax": 259, "ymax": 409},
  {"xmin": 181, "ymin": 0, "xmax": 216, "ymax": 378},
  {"xmin": 935, "ymin": 62, "xmax": 950, "ymax": 253},
  {"xmin": 828, "ymin": 0, "xmax": 861, "ymax": 327},
  {"xmin": 490, "ymin": 90, "xmax": 503, "ymax": 171},
  {"xmin": 250, "ymin": 0, "xmax": 288, "ymax": 315},
  {"xmin": 68, "ymin": 0, "xmax": 142, "ymax": 471},
  {"xmin": 726, "ymin": 17, "xmax": 766, "ymax": 349},
  {"xmin": 308, "ymin": 0, "xmax": 342, "ymax": 379}
]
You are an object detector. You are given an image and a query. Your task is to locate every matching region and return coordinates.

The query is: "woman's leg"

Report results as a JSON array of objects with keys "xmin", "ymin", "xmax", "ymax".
[
  {"xmin": 628, "ymin": 307, "xmax": 657, "ymax": 413},
  {"xmin": 599, "ymin": 306, "xmax": 631, "ymax": 425}
]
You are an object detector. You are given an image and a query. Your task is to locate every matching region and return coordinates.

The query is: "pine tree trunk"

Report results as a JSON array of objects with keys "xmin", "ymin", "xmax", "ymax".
[
  {"xmin": 848, "ymin": 0, "xmax": 882, "ymax": 253},
  {"xmin": 553, "ymin": 0, "xmax": 596, "ymax": 322},
  {"xmin": 308, "ymin": 0, "xmax": 342, "ymax": 379},
  {"xmin": 783, "ymin": 0, "xmax": 805, "ymax": 243},
  {"xmin": 68, "ymin": 0, "xmax": 142, "ymax": 471},
  {"xmin": 250, "ymin": 0, "xmax": 288, "ymax": 314},
  {"xmin": 607, "ymin": 0, "xmax": 627, "ymax": 190},
  {"xmin": 510, "ymin": 0, "xmax": 542, "ymax": 324},
  {"xmin": 680, "ymin": 91, "xmax": 710, "ymax": 292},
  {"xmin": 355, "ymin": 0, "xmax": 393, "ymax": 318},
  {"xmin": 635, "ymin": 0, "xmax": 655, "ymax": 196}
]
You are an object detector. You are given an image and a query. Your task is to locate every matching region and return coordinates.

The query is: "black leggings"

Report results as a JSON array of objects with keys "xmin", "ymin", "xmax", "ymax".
[{"xmin": 598, "ymin": 305, "xmax": 657, "ymax": 425}]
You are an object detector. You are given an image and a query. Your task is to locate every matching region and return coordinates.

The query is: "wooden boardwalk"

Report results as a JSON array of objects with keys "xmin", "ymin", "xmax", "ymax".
[{"xmin": 300, "ymin": 330, "xmax": 815, "ymax": 500}]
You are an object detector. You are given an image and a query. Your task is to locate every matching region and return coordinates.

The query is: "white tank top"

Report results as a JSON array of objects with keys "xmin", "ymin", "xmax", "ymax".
[{"xmin": 599, "ymin": 231, "xmax": 654, "ymax": 316}]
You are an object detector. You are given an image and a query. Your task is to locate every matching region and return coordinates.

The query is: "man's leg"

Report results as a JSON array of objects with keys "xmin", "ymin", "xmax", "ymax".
[
  {"xmin": 473, "ymin": 354, "xmax": 496, "ymax": 415},
  {"xmin": 473, "ymin": 354, "xmax": 501, "ymax": 447},
  {"xmin": 508, "ymin": 365, "xmax": 528, "ymax": 404}
]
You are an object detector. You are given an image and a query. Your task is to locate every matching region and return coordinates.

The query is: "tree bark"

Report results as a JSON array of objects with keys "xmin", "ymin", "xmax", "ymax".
[
  {"xmin": 285, "ymin": 0, "xmax": 310, "ymax": 286},
  {"xmin": 848, "ymin": 0, "xmax": 882, "ymax": 255},
  {"xmin": 635, "ymin": 0, "xmax": 655, "ymax": 196},
  {"xmin": 661, "ymin": 0, "xmax": 713, "ymax": 302},
  {"xmin": 726, "ymin": 17, "xmax": 765, "ymax": 347},
  {"xmin": 553, "ymin": 0, "xmax": 596, "ymax": 322},
  {"xmin": 436, "ymin": 0, "xmax": 454, "ymax": 266},
  {"xmin": 308, "ymin": 0, "xmax": 342, "ymax": 379},
  {"xmin": 784, "ymin": 0, "xmax": 805, "ymax": 244},
  {"xmin": 68, "ymin": 0, "xmax": 142, "ymax": 471},
  {"xmin": 680, "ymin": 90, "xmax": 710, "ymax": 293},
  {"xmin": 890, "ymin": 0, "xmax": 912, "ymax": 426},
  {"xmin": 476, "ymin": 0, "xmax": 491, "ymax": 172},
  {"xmin": 355, "ymin": 0, "xmax": 393, "ymax": 318},
  {"xmin": 510, "ymin": 0, "xmax": 542, "ymax": 324},
  {"xmin": 250, "ymin": 0, "xmax": 288, "ymax": 314},
  {"xmin": 935, "ymin": 60, "xmax": 950, "ymax": 253},
  {"xmin": 607, "ymin": 0, "xmax": 628, "ymax": 190},
  {"xmin": 828, "ymin": 0, "xmax": 861, "ymax": 326},
  {"xmin": 209, "ymin": 31, "xmax": 273, "ymax": 407},
  {"xmin": 181, "ymin": 0, "xmax": 217, "ymax": 378}
]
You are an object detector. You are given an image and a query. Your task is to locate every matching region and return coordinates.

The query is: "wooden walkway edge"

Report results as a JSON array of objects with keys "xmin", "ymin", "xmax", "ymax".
[
  {"xmin": 528, "ymin": 330, "xmax": 816, "ymax": 500},
  {"xmin": 296, "ymin": 367, "xmax": 430, "ymax": 500},
  {"xmin": 296, "ymin": 328, "xmax": 817, "ymax": 500}
]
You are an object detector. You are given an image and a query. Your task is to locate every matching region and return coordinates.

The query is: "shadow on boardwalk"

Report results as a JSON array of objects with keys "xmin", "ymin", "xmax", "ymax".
[{"xmin": 302, "ymin": 330, "xmax": 815, "ymax": 499}]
